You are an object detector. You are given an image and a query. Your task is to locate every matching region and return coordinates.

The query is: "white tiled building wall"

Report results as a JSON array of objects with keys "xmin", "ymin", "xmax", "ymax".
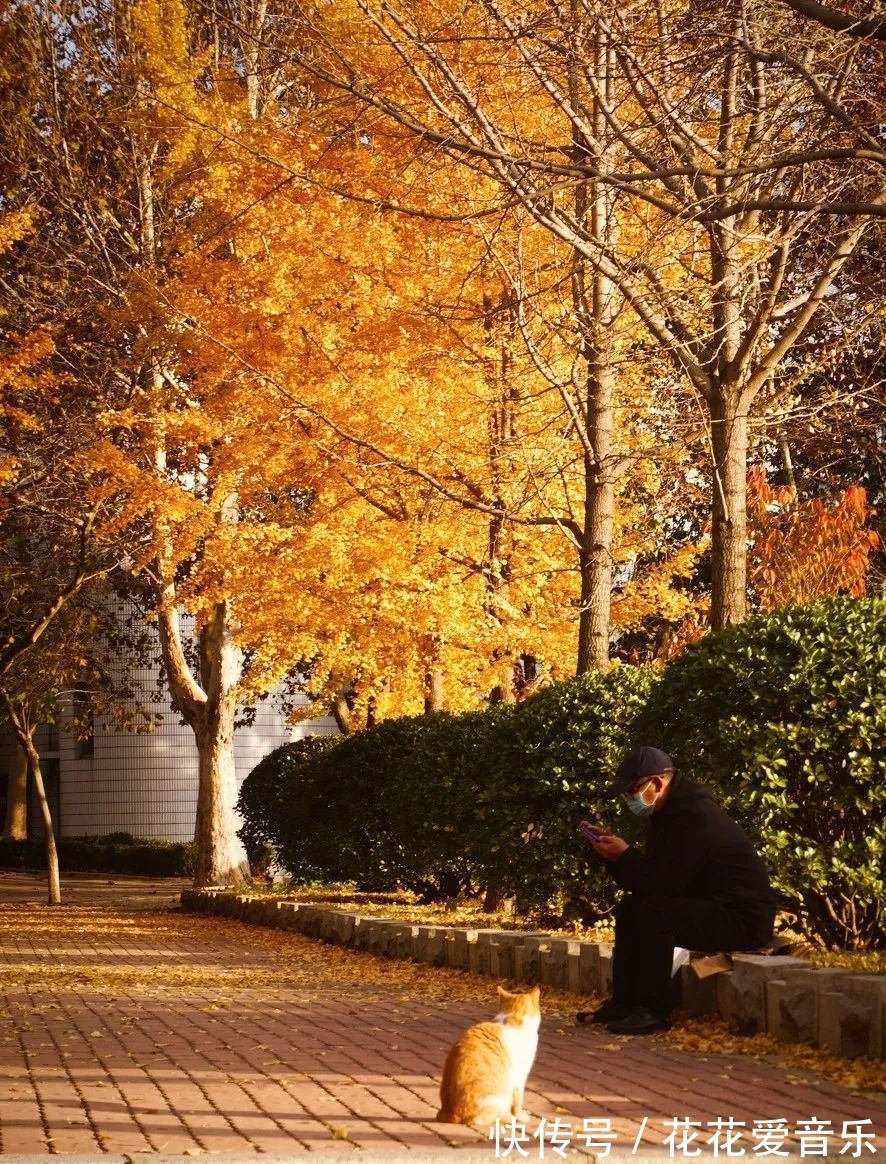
[
  {"xmin": 56, "ymin": 692, "xmax": 337, "ymax": 843},
  {"xmin": 0, "ymin": 621, "xmax": 339, "ymax": 843}
]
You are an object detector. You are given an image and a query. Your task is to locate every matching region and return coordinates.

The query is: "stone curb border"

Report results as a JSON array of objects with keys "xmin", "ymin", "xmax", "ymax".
[{"xmin": 180, "ymin": 891, "xmax": 885, "ymax": 1062}]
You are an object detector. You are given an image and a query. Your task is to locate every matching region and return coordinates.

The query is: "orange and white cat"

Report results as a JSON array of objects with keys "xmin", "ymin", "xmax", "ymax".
[{"xmin": 437, "ymin": 985, "xmax": 541, "ymax": 1129}]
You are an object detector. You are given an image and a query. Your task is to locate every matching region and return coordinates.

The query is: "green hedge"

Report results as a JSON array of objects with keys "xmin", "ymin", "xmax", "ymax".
[
  {"xmin": 464, "ymin": 666, "xmax": 660, "ymax": 915},
  {"xmin": 637, "ymin": 597, "xmax": 886, "ymax": 950},
  {"xmin": 0, "ymin": 835, "xmax": 196, "ymax": 877},
  {"xmin": 237, "ymin": 597, "xmax": 886, "ymax": 949},
  {"xmin": 238, "ymin": 713, "xmax": 497, "ymax": 899},
  {"xmin": 238, "ymin": 666, "xmax": 658, "ymax": 917}
]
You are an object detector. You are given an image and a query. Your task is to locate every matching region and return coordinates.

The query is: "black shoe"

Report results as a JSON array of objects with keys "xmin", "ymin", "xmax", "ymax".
[
  {"xmin": 606, "ymin": 1006, "xmax": 671, "ymax": 1035},
  {"xmin": 576, "ymin": 999, "xmax": 632, "ymax": 1026}
]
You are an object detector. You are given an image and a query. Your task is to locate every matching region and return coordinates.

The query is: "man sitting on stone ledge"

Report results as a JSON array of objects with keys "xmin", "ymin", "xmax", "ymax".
[{"xmin": 578, "ymin": 746, "xmax": 776, "ymax": 1036}]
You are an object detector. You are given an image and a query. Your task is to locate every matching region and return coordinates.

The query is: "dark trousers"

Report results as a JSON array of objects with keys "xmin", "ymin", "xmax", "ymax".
[{"xmin": 611, "ymin": 894, "xmax": 772, "ymax": 1016}]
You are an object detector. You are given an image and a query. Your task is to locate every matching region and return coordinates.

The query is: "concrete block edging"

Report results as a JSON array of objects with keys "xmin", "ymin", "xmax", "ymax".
[{"xmin": 179, "ymin": 890, "xmax": 885, "ymax": 1062}]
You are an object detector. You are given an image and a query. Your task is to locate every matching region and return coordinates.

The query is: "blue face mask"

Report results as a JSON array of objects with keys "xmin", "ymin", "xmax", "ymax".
[
  {"xmin": 625, "ymin": 778, "xmax": 659, "ymax": 816},
  {"xmin": 626, "ymin": 792, "xmax": 656, "ymax": 816}
]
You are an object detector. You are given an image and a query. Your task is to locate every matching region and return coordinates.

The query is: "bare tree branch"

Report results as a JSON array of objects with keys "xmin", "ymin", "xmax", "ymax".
[{"xmin": 778, "ymin": 0, "xmax": 886, "ymax": 40}]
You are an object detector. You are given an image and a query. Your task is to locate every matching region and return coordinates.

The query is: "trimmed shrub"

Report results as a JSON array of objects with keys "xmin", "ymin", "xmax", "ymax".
[
  {"xmin": 238, "ymin": 714, "xmax": 488, "ymax": 898},
  {"xmin": 638, "ymin": 597, "xmax": 886, "ymax": 949},
  {"xmin": 237, "ymin": 734, "xmax": 339, "ymax": 875},
  {"xmin": 0, "ymin": 836, "xmax": 196, "ymax": 877},
  {"xmin": 237, "ymin": 664, "xmax": 657, "ymax": 917},
  {"xmin": 466, "ymin": 665, "xmax": 660, "ymax": 916}
]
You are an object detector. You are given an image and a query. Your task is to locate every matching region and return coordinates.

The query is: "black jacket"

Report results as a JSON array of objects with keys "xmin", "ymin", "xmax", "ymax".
[{"xmin": 610, "ymin": 772, "xmax": 776, "ymax": 939}]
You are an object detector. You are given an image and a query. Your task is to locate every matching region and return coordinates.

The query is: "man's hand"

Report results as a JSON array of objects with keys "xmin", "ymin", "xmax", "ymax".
[{"xmin": 587, "ymin": 830, "xmax": 629, "ymax": 860}]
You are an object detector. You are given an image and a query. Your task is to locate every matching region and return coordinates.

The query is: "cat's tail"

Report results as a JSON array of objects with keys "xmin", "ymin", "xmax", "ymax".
[
  {"xmin": 436, "ymin": 1105, "xmax": 464, "ymax": 1124},
  {"xmin": 437, "ymin": 1103, "xmax": 479, "ymax": 1125},
  {"xmin": 437, "ymin": 1103, "xmax": 510, "ymax": 1130}
]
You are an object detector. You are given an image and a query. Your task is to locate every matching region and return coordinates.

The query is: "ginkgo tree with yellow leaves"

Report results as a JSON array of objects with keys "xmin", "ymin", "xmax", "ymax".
[
  {"xmin": 0, "ymin": 0, "xmax": 314, "ymax": 886},
  {"xmin": 4, "ymin": 0, "xmax": 881, "ymax": 896},
  {"xmin": 0, "ymin": 0, "xmax": 588, "ymax": 882},
  {"xmin": 136, "ymin": 19, "xmax": 696, "ymax": 700},
  {"xmin": 168, "ymin": 112, "xmax": 700, "ymax": 683},
  {"xmin": 0, "ymin": 200, "xmax": 142, "ymax": 899},
  {"xmin": 291, "ymin": 0, "xmax": 886, "ymax": 631}
]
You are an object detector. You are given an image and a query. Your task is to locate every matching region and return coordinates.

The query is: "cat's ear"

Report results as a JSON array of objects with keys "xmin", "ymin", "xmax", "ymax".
[
  {"xmin": 530, "ymin": 986, "xmax": 541, "ymax": 1002},
  {"xmin": 496, "ymin": 985, "xmax": 510, "ymax": 1002}
]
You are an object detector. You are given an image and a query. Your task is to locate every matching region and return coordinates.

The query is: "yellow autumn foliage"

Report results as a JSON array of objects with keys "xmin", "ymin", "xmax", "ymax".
[{"xmin": 47, "ymin": 0, "xmax": 716, "ymax": 718}]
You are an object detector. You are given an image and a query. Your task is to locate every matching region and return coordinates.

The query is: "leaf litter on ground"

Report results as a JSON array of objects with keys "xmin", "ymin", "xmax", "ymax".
[{"xmin": 1, "ymin": 899, "xmax": 883, "ymax": 1099}]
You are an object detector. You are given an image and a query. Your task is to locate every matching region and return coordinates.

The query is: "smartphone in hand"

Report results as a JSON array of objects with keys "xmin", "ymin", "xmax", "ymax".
[{"xmin": 578, "ymin": 821, "xmax": 604, "ymax": 843}]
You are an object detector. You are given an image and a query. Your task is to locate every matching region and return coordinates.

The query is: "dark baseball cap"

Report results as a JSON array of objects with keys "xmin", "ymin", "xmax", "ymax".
[{"xmin": 612, "ymin": 746, "xmax": 673, "ymax": 795}]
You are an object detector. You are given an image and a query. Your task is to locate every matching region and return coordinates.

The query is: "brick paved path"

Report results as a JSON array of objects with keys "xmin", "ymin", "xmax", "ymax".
[{"xmin": 0, "ymin": 878, "xmax": 882, "ymax": 1159}]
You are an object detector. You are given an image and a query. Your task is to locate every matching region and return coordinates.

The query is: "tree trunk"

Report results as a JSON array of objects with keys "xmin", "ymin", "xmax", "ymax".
[
  {"xmin": 482, "ymin": 291, "xmax": 519, "ymax": 705},
  {"xmin": 191, "ymin": 602, "xmax": 251, "ymax": 887},
  {"xmin": 572, "ymin": 24, "xmax": 617, "ymax": 675},
  {"xmin": 192, "ymin": 705, "xmax": 248, "ymax": 887},
  {"xmin": 157, "ymin": 598, "xmax": 251, "ymax": 889},
  {"xmin": 331, "ymin": 689, "xmax": 354, "ymax": 734},
  {"xmin": 3, "ymin": 743, "xmax": 28, "ymax": 839},
  {"xmin": 707, "ymin": 42, "xmax": 750, "ymax": 632},
  {"xmin": 1, "ymin": 698, "xmax": 60, "ymax": 903},
  {"xmin": 576, "ymin": 465, "xmax": 615, "ymax": 674},
  {"xmin": 23, "ymin": 733, "xmax": 61, "ymax": 905},
  {"xmin": 710, "ymin": 394, "xmax": 749, "ymax": 629},
  {"xmin": 576, "ymin": 325, "xmax": 616, "ymax": 673},
  {"xmin": 489, "ymin": 650, "xmax": 517, "ymax": 705},
  {"xmin": 424, "ymin": 668, "xmax": 444, "ymax": 713},
  {"xmin": 778, "ymin": 0, "xmax": 886, "ymax": 39},
  {"xmin": 777, "ymin": 429, "xmax": 798, "ymax": 500}
]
